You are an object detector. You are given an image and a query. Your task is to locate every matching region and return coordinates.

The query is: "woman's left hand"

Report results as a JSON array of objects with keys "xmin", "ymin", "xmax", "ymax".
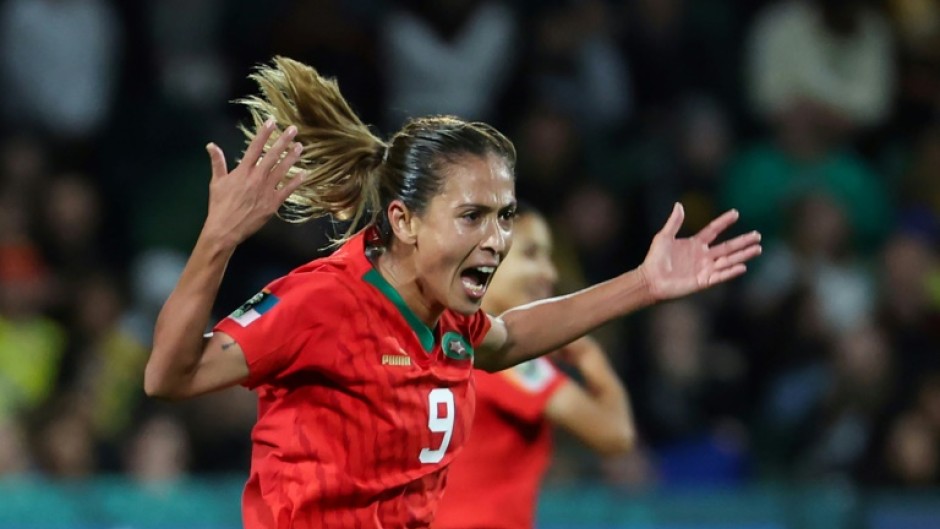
[{"xmin": 640, "ymin": 203, "xmax": 762, "ymax": 301}]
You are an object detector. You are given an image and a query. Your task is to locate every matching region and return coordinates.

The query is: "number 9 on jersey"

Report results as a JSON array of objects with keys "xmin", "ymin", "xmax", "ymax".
[{"xmin": 419, "ymin": 388, "xmax": 455, "ymax": 464}]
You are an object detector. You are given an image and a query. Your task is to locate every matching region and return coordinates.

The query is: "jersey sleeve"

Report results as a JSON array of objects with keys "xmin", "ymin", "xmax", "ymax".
[
  {"xmin": 477, "ymin": 357, "xmax": 568, "ymax": 423},
  {"xmin": 214, "ymin": 272, "xmax": 353, "ymax": 389},
  {"xmin": 462, "ymin": 309, "xmax": 492, "ymax": 349}
]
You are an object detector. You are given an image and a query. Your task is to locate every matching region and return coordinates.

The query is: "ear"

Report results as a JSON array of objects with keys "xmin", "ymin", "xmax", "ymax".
[{"xmin": 387, "ymin": 199, "xmax": 419, "ymax": 245}]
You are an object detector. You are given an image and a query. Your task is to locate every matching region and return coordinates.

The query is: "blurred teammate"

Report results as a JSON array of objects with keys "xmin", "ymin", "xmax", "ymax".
[
  {"xmin": 435, "ymin": 203, "xmax": 636, "ymax": 529},
  {"xmin": 144, "ymin": 57, "xmax": 761, "ymax": 528}
]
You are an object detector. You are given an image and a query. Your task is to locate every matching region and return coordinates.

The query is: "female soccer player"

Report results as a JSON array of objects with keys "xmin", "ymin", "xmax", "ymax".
[
  {"xmin": 144, "ymin": 57, "xmax": 761, "ymax": 529},
  {"xmin": 434, "ymin": 203, "xmax": 636, "ymax": 529}
]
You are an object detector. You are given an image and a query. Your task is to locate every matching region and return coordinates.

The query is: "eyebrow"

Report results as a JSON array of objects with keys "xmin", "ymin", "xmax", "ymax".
[{"xmin": 456, "ymin": 202, "xmax": 518, "ymax": 212}]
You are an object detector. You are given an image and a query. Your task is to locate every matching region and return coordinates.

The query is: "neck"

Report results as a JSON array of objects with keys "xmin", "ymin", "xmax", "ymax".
[
  {"xmin": 374, "ymin": 245, "xmax": 444, "ymax": 328},
  {"xmin": 481, "ymin": 299, "xmax": 507, "ymax": 316}
]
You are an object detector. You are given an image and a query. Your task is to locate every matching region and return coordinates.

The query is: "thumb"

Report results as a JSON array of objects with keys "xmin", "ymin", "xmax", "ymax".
[
  {"xmin": 206, "ymin": 143, "xmax": 228, "ymax": 180},
  {"xmin": 659, "ymin": 202, "xmax": 685, "ymax": 239}
]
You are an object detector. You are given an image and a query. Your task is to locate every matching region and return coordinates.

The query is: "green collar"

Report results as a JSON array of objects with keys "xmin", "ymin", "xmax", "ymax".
[{"xmin": 362, "ymin": 268, "xmax": 435, "ymax": 352}]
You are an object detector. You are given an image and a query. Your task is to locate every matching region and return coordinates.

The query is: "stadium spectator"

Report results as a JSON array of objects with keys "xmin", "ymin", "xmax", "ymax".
[
  {"xmin": 0, "ymin": 0, "xmax": 121, "ymax": 148},
  {"xmin": 380, "ymin": 0, "xmax": 518, "ymax": 128}
]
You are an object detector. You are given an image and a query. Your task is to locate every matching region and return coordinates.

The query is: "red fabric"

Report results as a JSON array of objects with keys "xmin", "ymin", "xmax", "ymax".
[
  {"xmin": 435, "ymin": 358, "xmax": 568, "ymax": 529},
  {"xmin": 214, "ymin": 230, "xmax": 491, "ymax": 529}
]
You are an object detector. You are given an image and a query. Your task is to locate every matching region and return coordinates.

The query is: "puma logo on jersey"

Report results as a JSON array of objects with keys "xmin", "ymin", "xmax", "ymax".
[{"xmin": 382, "ymin": 354, "xmax": 412, "ymax": 367}]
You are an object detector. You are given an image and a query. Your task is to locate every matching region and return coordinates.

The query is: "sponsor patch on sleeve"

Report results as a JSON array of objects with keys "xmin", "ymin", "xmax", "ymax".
[
  {"xmin": 229, "ymin": 289, "xmax": 279, "ymax": 327},
  {"xmin": 506, "ymin": 358, "xmax": 557, "ymax": 392}
]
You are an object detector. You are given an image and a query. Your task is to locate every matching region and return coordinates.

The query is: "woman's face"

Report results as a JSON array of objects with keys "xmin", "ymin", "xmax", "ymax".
[
  {"xmin": 484, "ymin": 213, "xmax": 557, "ymax": 313},
  {"xmin": 410, "ymin": 153, "xmax": 516, "ymax": 316}
]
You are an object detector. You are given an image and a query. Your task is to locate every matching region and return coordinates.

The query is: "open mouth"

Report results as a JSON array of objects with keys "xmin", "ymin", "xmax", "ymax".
[{"xmin": 460, "ymin": 266, "xmax": 495, "ymax": 301}]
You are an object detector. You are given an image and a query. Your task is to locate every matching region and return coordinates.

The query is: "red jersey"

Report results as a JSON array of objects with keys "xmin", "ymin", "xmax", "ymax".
[
  {"xmin": 435, "ymin": 357, "xmax": 567, "ymax": 529},
  {"xmin": 214, "ymin": 230, "xmax": 491, "ymax": 529}
]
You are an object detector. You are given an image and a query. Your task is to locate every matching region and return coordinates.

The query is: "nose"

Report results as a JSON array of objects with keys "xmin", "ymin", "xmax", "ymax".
[{"xmin": 481, "ymin": 218, "xmax": 510, "ymax": 259}]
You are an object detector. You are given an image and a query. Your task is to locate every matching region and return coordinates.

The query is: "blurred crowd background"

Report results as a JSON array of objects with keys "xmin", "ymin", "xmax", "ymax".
[{"xmin": 1, "ymin": 0, "xmax": 940, "ymax": 503}]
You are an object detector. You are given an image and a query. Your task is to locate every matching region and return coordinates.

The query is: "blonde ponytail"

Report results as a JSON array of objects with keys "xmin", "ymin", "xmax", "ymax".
[{"xmin": 238, "ymin": 56, "xmax": 385, "ymax": 241}]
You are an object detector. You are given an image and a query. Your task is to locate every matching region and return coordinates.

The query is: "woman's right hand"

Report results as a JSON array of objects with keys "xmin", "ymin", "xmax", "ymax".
[{"xmin": 201, "ymin": 119, "xmax": 306, "ymax": 247}]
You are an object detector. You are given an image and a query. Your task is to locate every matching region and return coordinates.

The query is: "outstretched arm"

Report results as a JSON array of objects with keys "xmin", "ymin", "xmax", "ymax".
[
  {"xmin": 144, "ymin": 120, "xmax": 305, "ymax": 399},
  {"xmin": 476, "ymin": 204, "xmax": 761, "ymax": 371},
  {"xmin": 545, "ymin": 337, "xmax": 637, "ymax": 456}
]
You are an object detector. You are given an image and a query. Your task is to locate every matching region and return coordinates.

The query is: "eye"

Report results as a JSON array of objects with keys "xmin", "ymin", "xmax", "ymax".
[
  {"xmin": 498, "ymin": 208, "xmax": 516, "ymax": 223},
  {"xmin": 461, "ymin": 211, "xmax": 482, "ymax": 223}
]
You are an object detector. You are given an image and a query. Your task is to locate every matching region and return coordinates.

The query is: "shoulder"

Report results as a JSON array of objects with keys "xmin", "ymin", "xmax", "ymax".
[
  {"xmin": 439, "ymin": 309, "xmax": 475, "ymax": 328},
  {"xmin": 501, "ymin": 357, "xmax": 564, "ymax": 392},
  {"xmin": 264, "ymin": 256, "xmax": 363, "ymax": 314},
  {"xmin": 441, "ymin": 309, "xmax": 492, "ymax": 344}
]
